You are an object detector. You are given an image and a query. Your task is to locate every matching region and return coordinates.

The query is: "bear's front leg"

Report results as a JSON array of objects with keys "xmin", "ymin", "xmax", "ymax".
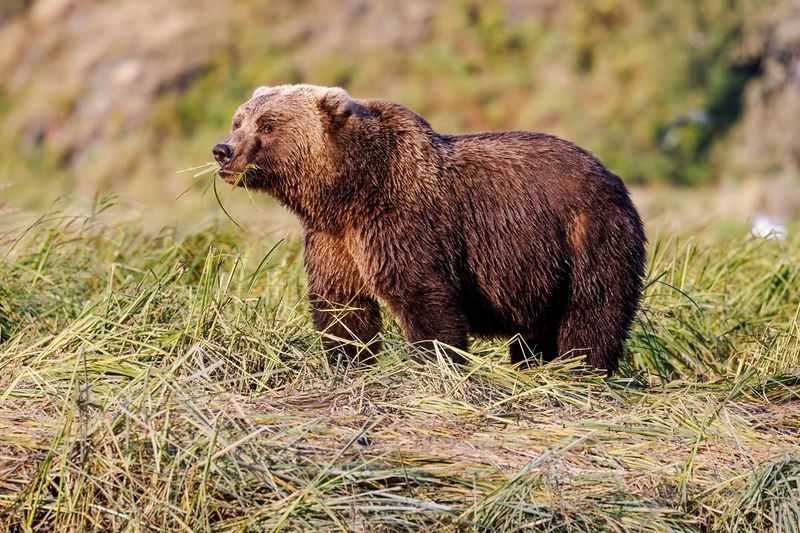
[{"xmin": 303, "ymin": 230, "xmax": 382, "ymax": 363}]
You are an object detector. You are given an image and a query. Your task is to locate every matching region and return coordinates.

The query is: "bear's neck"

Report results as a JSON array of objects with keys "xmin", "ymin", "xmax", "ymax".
[{"xmin": 295, "ymin": 119, "xmax": 449, "ymax": 235}]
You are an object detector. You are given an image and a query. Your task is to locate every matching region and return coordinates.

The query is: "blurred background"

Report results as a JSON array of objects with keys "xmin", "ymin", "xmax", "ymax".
[{"xmin": 0, "ymin": 0, "xmax": 798, "ymax": 233}]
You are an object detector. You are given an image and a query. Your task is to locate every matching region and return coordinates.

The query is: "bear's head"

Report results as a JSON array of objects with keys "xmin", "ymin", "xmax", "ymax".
[{"xmin": 212, "ymin": 84, "xmax": 364, "ymax": 214}]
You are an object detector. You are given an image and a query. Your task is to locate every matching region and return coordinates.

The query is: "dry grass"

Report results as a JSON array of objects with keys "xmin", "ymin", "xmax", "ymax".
[{"xmin": 0, "ymin": 201, "xmax": 798, "ymax": 531}]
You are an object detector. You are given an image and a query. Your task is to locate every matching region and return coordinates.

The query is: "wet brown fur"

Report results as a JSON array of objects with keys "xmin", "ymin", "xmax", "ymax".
[{"xmin": 216, "ymin": 84, "xmax": 647, "ymax": 373}]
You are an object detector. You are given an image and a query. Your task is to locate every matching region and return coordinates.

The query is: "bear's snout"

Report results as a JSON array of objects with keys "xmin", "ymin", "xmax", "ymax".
[{"xmin": 213, "ymin": 143, "xmax": 233, "ymax": 166}]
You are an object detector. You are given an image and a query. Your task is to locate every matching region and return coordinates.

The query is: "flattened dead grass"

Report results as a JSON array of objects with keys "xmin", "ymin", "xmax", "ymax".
[{"xmin": 0, "ymin": 206, "xmax": 798, "ymax": 531}]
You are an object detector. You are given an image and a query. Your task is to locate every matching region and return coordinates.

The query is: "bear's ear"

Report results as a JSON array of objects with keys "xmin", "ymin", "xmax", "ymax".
[
  {"xmin": 252, "ymin": 86, "xmax": 270, "ymax": 99},
  {"xmin": 318, "ymin": 87, "xmax": 359, "ymax": 128}
]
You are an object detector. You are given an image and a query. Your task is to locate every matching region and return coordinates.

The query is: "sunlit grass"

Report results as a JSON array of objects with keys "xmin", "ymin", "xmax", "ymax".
[{"xmin": 0, "ymin": 201, "xmax": 798, "ymax": 530}]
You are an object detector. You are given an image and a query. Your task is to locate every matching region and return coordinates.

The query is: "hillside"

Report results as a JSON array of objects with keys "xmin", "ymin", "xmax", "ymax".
[{"xmin": 1, "ymin": 0, "xmax": 799, "ymax": 223}]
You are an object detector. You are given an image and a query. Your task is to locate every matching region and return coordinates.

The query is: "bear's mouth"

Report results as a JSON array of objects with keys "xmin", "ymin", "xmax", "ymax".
[{"xmin": 217, "ymin": 169, "xmax": 247, "ymax": 186}]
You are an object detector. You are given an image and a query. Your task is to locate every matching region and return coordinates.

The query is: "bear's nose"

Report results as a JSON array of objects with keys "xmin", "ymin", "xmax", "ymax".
[{"xmin": 213, "ymin": 143, "xmax": 233, "ymax": 165}]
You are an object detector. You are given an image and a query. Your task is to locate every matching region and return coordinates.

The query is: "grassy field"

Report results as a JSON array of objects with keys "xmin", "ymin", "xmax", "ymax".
[{"xmin": 0, "ymin": 201, "xmax": 798, "ymax": 531}]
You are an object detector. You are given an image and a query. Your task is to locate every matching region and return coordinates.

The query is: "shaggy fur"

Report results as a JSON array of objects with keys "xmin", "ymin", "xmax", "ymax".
[{"xmin": 214, "ymin": 84, "xmax": 646, "ymax": 373}]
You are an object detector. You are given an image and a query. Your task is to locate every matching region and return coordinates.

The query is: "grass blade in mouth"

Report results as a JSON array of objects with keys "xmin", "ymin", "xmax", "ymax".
[
  {"xmin": 176, "ymin": 162, "xmax": 221, "ymax": 200},
  {"xmin": 178, "ymin": 161, "xmax": 244, "ymax": 227},
  {"xmin": 177, "ymin": 162, "xmax": 219, "ymax": 178},
  {"xmin": 229, "ymin": 164, "xmax": 261, "ymax": 189},
  {"xmin": 230, "ymin": 171, "xmax": 246, "ymax": 188},
  {"xmin": 211, "ymin": 175, "xmax": 242, "ymax": 229}
]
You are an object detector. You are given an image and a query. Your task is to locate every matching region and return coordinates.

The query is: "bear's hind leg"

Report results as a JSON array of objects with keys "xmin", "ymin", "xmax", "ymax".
[
  {"xmin": 557, "ymin": 212, "xmax": 645, "ymax": 375},
  {"xmin": 556, "ymin": 309, "xmax": 623, "ymax": 375}
]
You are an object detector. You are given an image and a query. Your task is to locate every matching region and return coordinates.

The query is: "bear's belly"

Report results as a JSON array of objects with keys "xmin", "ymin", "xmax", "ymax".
[
  {"xmin": 459, "ymin": 274, "xmax": 565, "ymax": 338},
  {"xmin": 457, "ymin": 220, "xmax": 569, "ymax": 336}
]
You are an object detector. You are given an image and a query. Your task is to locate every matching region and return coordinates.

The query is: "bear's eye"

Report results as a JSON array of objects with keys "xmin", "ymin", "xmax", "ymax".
[
  {"xmin": 232, "ymin": 119, "xmax": 242, "ymax": 131},
  {"xmin": 258, "ymin": 121, "xmax": 273, "ymax": 134}
]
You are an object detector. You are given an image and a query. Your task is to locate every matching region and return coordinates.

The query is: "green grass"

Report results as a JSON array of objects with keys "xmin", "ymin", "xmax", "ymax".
[{"xmin": 0, "ymin": 202, "xmax": 798, "ymax": 531}]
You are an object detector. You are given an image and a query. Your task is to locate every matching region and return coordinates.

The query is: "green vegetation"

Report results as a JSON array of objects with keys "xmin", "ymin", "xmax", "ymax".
[
  {"xmin": 1, "ymin": 0, "xmax": 795, "ymax": 221},
  {"xmin": 158, "ymin": 0, "xmax": 772, "ymax": 185},
  {"xmin": 0, "ymin": 204, "xmax": 797, "ymax": 531}
]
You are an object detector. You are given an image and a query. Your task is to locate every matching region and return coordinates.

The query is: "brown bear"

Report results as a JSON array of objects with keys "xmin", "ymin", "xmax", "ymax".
[{"xmin": 212, "ymin": 84, "xmax": 646, "ymax": 374}]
